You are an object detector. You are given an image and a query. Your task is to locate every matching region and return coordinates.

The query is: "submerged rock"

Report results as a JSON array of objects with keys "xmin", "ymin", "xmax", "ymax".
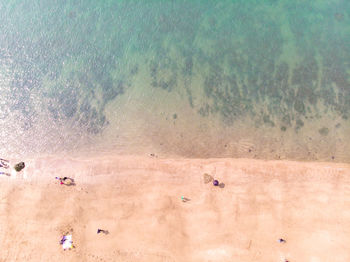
[{"xmin": 319, "ymin": 127, "xmax": 329, "ymax": 136}]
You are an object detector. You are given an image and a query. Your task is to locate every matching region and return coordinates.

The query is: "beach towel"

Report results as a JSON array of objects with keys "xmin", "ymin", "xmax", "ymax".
[
  {"xmin": 203, "ymin": 173, "xmax": 213, "ymax": 184},
  {"xmin": 62, "ymin": 235, "xmax": 73, "ymax": 250}
]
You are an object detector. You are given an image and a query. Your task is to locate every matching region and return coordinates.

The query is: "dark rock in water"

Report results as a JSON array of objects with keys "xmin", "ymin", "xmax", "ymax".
[
  {"xmin": 308, "ymin": 95, "xmax": 317, "ymax": 105},
  {"xmin": 282, "ymin": 115, "xmax": 291, "ymax": 125},
  {"xmin": 319, "ymin": 127, "xmax": 329, "ymax": 136},
  {"xmin": 296, "ymin": 119, "xmax": 304, "ymax": 129},
  {"xmin": 14, "ymin": 162, "xmax": 25, "ymax": 172},
  {"xmin": 281, "ymin": 126, "xmax": 287, "ymax": 132},
  {"xmin": 150, "ymin": 61, "xmax": 158, "ymax": 78},
  {"xmin": 213, "ymin": 180, "xmax": 219, "ymax": 186},
  {"xmin": 294, "ymin": 100, "xmax": 305, "ymax": 114},
  {"xmin": 130, "ymin": 64, "xmax": 139, "ymax": 75},
  {"xmin": 160, "ymin": 80, "xmax": 169, "ymax": 90},
  {"xmin": 263, "ymin": 115, "xmax": 275, "ymax": 127},
  {"xmin": 183, "ymin": 56, "xmax": 193, "ymax": 76},
  {"xmin": 102, "ymin": 78, "xmax": 123, "ymax": 102},
  {"xmin": 60, "ymin": 91, "xmax": 78, "ymax": 118}
]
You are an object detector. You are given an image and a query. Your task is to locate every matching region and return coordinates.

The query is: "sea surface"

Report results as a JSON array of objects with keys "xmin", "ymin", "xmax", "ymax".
[{"xmin": 0, "ymin": 0, "xmax": 349, "ymax": 161}]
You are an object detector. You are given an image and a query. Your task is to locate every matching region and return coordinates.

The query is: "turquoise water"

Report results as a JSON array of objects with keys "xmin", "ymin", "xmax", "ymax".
[{"xmin": 0, "ymin": 1, "xmax": 349, "ymax": 161}]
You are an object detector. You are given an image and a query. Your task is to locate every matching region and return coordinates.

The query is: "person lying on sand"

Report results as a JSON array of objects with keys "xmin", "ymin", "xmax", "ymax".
[
  {"xmin": 181, "ymin": 196, "xmax": 190, "ymax": 202},
  {"xmin": 97, "ymin": 229, "xmax": 109, "ymax": 234},
  {"xmin": 0, "ymin": 158, "xmax": 9, "ymax": 169},
  {"xmin": 55, "ymin": 177, "xmax": 75, "ymax": 186}
]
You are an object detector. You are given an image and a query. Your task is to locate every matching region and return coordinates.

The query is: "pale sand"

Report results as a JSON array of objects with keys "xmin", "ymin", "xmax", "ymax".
[{"xmin": 1, "ymin": 155, "xmax": 350, "ymax": 262}]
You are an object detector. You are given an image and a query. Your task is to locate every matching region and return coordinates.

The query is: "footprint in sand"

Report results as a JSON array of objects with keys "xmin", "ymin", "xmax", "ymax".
[{"xmin": 86, "ymin": 253, "xmax": 106, "ymax": 262}]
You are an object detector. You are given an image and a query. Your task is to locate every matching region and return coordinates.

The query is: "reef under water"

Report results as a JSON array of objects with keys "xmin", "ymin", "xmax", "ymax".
[{"xmin": 0, "ymin": 1, "xmax": 349, "ymax": 161}]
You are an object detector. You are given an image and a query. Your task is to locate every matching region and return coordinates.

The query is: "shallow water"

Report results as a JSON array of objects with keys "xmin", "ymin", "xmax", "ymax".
[{"xmin": 0, "ymin": 1, "xmax": 349, "ymax": 161}]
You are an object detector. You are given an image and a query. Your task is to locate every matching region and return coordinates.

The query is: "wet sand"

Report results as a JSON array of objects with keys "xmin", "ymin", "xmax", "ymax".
[{"xmin": 1, "ymin": 155, "xmax": 350, "ymax": 261}]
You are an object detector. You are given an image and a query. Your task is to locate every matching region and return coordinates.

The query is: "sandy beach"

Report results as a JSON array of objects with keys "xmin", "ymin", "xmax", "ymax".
[{"xmin": 1, "ymin": 155, "xmax": 350, "ymax": 262}]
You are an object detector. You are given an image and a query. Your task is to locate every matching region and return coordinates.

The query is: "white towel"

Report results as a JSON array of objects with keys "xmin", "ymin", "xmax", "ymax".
[{"xmin": 62, "ymin": 235, "xmax": 73, "ymax": 250}]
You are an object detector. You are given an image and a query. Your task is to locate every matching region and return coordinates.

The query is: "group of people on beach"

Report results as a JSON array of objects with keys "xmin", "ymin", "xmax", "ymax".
[
  {"xmin": 183, "ymin": 173, "xmax": 290, "ymax": 261},
  {"xmin": 2, "ymin": 156, "xmax": 291, "ymax": 260},
  {"xmin": 1, "ymin": 156, "xmax": 109, "ymax": 251}
]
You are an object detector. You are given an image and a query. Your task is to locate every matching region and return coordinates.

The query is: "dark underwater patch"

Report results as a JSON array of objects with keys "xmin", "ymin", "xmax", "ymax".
[
  {"xmin": 319, "ymin": 127, "xmax": 329, "ymax": 136},
  {"xmin": 295, "ymin": 119, "xmax": 304, "ymax": 131},
  {"xmin": 294, "ymin": 100, "xmax": 305, "ymax": 114}
]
